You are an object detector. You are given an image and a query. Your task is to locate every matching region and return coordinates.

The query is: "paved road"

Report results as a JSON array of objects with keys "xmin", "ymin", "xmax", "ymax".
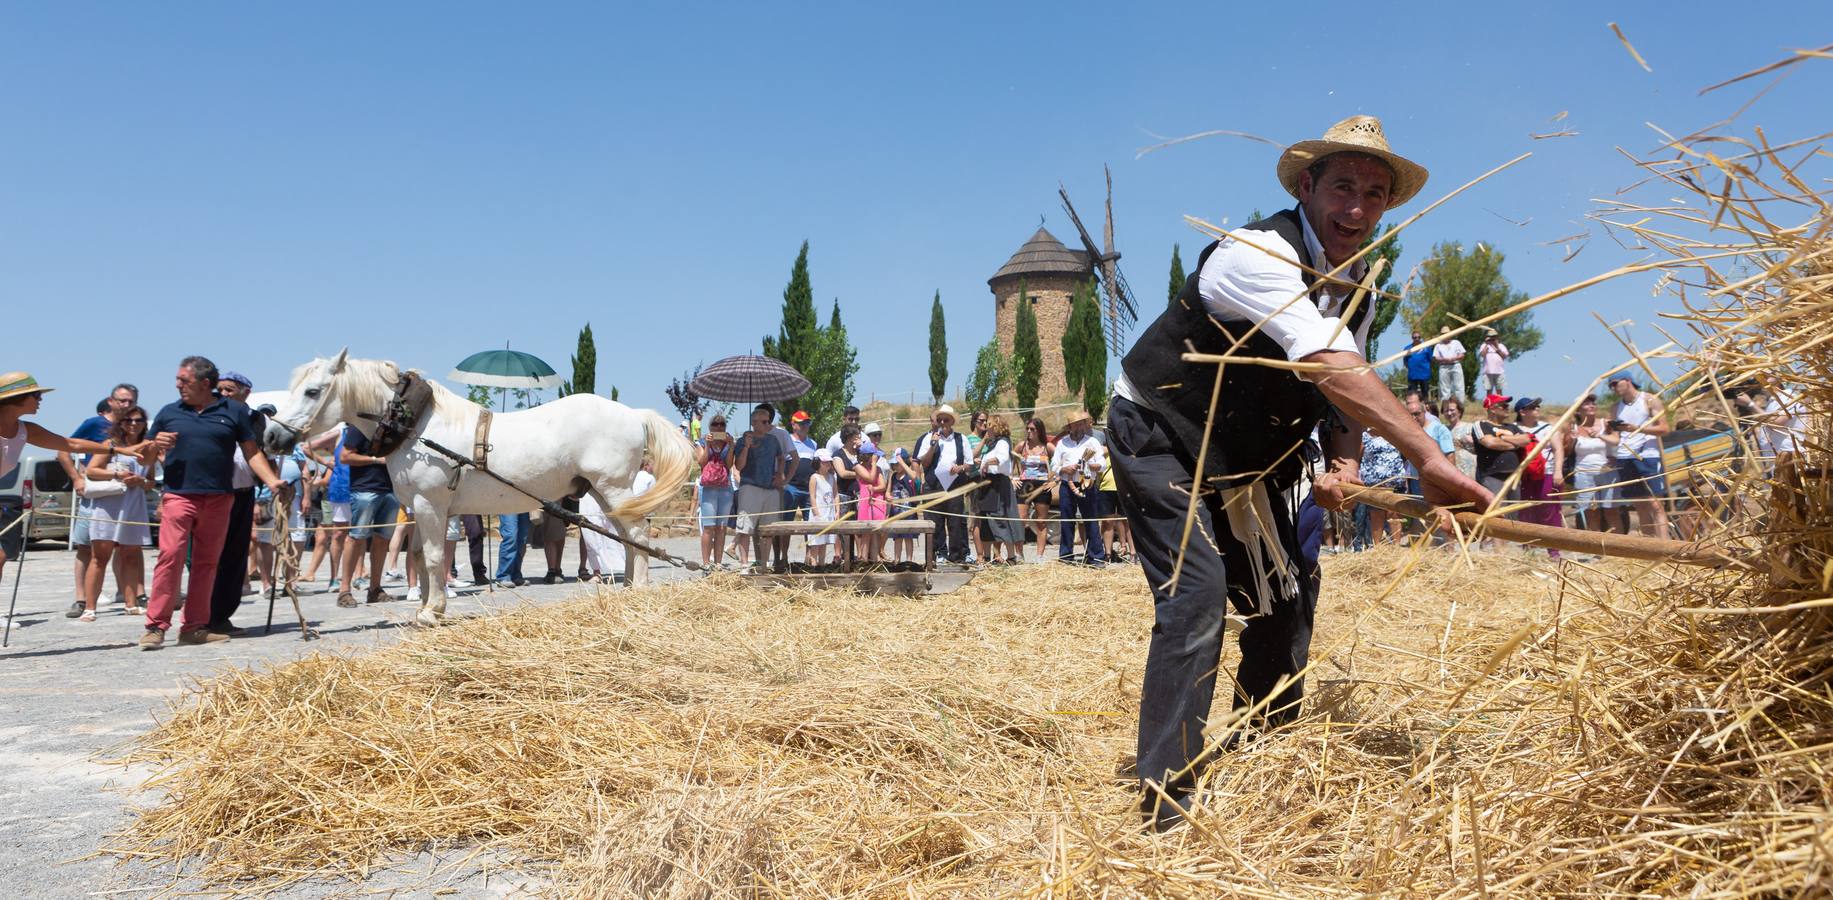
[{"xmin": 0, "ymin": 533, "xmax": 703, "ymax": 898}]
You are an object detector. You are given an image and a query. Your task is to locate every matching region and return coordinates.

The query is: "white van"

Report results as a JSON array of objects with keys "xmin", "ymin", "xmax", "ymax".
[
  {"xmin": 0, "ymin": 453, "xmax": 162, "ymax": 546},
  {"xmin": 0, "ymin": 452, "xmax": 76, "ymax": 544}
]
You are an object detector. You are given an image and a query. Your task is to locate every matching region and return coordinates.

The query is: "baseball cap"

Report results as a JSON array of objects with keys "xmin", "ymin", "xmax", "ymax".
[
  {"xmin": 863, "ymin": 421, "xmax": 883, "ymax": 435},
  {"xmin": 1483, "ymin": 393, "xmax": 1513, "ymax": 410},
  {"xmin": 221, "ymin": 371, "xmax": 253, "ymax": 388},
  {"xmin": 1513, "ymin": 397, "xmax": 1542, "ymax": 412},
  {"xmin": 815, "ymin": 448, "xmax": 832, "ymax": 462},
  {"xmin": 791, "ymin": 410, "xmax": 811, "ymax": 423}
]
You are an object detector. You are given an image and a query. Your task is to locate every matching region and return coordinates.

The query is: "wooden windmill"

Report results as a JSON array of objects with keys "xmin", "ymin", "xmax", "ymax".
[{"xmin": 1058, "ymin": 166, "xmax": 1141, "ymax": 355}]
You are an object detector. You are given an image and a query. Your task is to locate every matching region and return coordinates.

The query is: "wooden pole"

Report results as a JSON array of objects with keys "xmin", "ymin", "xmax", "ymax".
[{"xmin": 1347, "ymin": 485, "xmax": 1745, "ymax": 569}]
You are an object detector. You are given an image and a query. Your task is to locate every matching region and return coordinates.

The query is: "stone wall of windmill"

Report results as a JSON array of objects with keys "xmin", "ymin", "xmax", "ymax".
[{"xmin": 987, "ymin": 226, "xmax": 1093, "ymax": 402}]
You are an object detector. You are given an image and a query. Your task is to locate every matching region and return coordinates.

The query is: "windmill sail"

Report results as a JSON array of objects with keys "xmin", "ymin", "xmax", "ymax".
[{"xmin": 1059, "ymin": 166, "xmax": 1140, "ymax": 354}]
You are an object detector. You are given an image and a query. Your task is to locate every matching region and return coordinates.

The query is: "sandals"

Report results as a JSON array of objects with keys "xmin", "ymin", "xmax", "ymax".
[
  {"xmin": 78, "ymin": 609, "xmax": 97, "ymax": 622},
  {"xmin": 123, "ymin": 594, "xmax": 147, "ymax": 615},
  {"xmin": 336, "ymin": 592, "xmax": 359, "ymax": 608}
]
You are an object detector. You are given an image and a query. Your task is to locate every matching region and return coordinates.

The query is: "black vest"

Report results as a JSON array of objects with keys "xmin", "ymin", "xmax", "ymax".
[{"xmin": 1119, "ymin": 208, "xmax": 1371, "ymax": 489}]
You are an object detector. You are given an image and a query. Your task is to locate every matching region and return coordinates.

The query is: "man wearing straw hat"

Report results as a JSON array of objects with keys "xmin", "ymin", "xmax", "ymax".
[{"xmin": 1106, "ymin": 115, "xmax": 1493, "ymax": 828}]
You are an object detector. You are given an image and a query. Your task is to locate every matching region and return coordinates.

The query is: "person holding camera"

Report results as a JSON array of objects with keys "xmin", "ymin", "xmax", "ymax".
[
  {"xmin": 915, "ymin": 405, "xmax": 971, "ymax": 564},
  {"xmin": 1609, "ymin": 375, "xmax": 1671, "ymax": 538},
  {"xmin": 1052, "ymin": 410, "xmax": 1107, "ymax": 566}
]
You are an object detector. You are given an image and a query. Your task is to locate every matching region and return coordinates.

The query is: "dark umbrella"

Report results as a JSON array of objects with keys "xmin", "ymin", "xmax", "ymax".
[
  {"xmin": 449, "ymin": 349, "xmax": 563, "ymax": 390},
  {"xmin": 689, "ymin": 355, "xmax": 810, "ymax": 403}
]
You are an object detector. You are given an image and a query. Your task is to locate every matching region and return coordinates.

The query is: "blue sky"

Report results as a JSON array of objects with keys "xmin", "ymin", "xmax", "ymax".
[{"xmin": 4, "ymin": 2, "xmax": 1826, "ymax": 430}]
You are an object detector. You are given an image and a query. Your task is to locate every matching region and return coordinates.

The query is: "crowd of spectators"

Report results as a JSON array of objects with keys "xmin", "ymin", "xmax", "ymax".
[{"xmin": 686, "ymin": 401, "xmax": 1133, "ymax": 572}]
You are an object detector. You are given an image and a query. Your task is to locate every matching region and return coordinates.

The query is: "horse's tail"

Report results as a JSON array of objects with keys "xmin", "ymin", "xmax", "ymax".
[{"xmin": 612, "ymin": 409, "xmax": 693, "ymax": 521}]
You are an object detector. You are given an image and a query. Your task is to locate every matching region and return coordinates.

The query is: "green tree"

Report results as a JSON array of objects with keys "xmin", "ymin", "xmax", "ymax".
[
  {"xmin": 963, "ymin": 338, "xmax": 1011, "ymax": 414},
  {"xmin": 1011, "ymin": 279, "xmax": 1042, "ymax": 417},
  {"xmin": 1060, "ymin": 279, "xmax": 1109, "ymax": 417},
  {"xmin": 1360, "ymin": 225, "xmax": 1403, "ymax": 361},
  {"xmin": 761, "ymin": 241, "xmax": 820, "ymax": 394},
  {"xmin": 1167, "ymin": 243, "xmax": 1185, "ymax": 305},
  {"xmin": 559, "ymin": 322, "xmax": 597, "ymax": 397},
  {"xmin": 1402, "ymin": 241, "xmax": 1544, "ymax": 398},
  {"xmin": 928, "ymin": 291, "xmax": 948, "ymax": 402},
  {"xmin": 801, "ymin": 299, "xmax": 860, "ymax": 436},
  {"xmin": 465, "ymin": 384, "xmax": 494, "ymax": 407}
]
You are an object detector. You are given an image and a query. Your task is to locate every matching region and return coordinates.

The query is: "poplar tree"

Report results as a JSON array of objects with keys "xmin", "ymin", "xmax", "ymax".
[
  {"xmin": 803, "ymin": 300, "xmax": 860, "ymax": 436},
  {"xmin": 1011, "ymin": 279, "xmax": 1042, "ymax": 416}
]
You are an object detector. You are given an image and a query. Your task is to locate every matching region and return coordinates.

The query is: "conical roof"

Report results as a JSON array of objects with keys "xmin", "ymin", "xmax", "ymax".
[{"xmin": 988, "ymin": 227, "xmax": 1091, "ymax": 285}]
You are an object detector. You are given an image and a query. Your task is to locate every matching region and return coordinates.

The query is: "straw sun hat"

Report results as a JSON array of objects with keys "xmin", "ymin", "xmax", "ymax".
[
  {"xmin": 1277, "ymin": 115, "xmax": 1428, "ymax": 208},
  {"xmin": 0, "ymin": 371, "xmax": 54, "ymax": 403}
]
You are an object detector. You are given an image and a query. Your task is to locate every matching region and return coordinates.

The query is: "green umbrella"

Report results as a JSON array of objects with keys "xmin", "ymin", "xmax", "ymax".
[{"xmin": 448, "ymin": 349, "xmax": 563, "ymax": 390}]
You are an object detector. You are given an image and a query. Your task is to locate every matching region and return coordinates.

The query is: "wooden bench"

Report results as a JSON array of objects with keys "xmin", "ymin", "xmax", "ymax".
[{"xmin": 755, "ymin": 519, "xmax": 938, "ymax": 574}]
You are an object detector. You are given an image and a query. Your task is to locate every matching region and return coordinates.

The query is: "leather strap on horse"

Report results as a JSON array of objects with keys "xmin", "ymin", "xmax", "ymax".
[
  {"xmin": 473, "ymin": 409, "xmax": 493, "ymax": 468},
  {"xmin": 414, "ymin": 435, "xmax": 704, "ymax": 573},
  {"xmin": 360, "ymin": 371, "xmax": 437, "ymax": 457}
]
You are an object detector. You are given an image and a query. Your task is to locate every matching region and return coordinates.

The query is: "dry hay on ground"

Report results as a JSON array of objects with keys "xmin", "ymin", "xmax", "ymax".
[{"xmin": 112, "ymin": 546, "xmax": 1761, "ymax": 897}]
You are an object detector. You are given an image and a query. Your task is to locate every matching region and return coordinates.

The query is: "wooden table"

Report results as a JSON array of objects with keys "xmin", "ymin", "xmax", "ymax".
[{"xmin": 756, "ymin": 519, "xmax": 938, "ymax": 574}]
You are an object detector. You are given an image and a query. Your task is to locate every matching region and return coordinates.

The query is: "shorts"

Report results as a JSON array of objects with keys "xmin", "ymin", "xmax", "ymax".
[
  {"xmin": 71, "ymin": 499, "xmax": 93, "ymax": 547},
  {"xmin": 445, "ymin": 516, "xmax": 463, "ymax": 542},
  {"xmin": 537, "ymin": 501, "xmax": 572, "ymax": 544},
  {"xmin": 1098, "ymin": 489, "xmax": 1119, "ymax": 519},
  {"xmin": 698, "ymin": 485, "xmax": 735, "ymax": 528},
  {"xmin": 1021, "ymin": 479, "xmax": 1053, "ymax": 507},
  {"xmin": 1, "ymin": 499, "xmax": 24, "ymax": 558},
  {"xmin": 782, "ymin": 484, "xmax": 810, "ymax": 520},
  {"xmin": 1614, "ymin": 455, "xmax": 1667, "ymax": 499},
  {"xmin": 348, "ymin": 491, "xmax": 400, "ymax": 541},
  {"xmin": 329, "ymin": 501, "xmax": 352, "ymax": 524},
  {"xmin": 1572, "ymin": 468, "xmax": 1619, "ymax": 512},
  {"xmin": 733, "ymin": 484, "xmax": 782, "ymax": 535}
]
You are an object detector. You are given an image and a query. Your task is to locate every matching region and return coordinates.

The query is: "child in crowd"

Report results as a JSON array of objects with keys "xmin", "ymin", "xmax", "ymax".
[{"xmin": 807, "ymin": 449, "xmax": 838, "ymax": 567}]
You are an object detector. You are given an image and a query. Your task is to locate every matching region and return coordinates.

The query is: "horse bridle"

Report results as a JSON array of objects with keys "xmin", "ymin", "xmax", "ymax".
[{"xmin": 356, "ymin": 371, "xmax": 434, "ymax": 457}]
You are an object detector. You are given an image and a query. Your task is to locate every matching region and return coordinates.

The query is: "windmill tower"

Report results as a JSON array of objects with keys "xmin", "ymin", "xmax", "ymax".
[
  {"xmin": 988, "ymin": 166, "xmax": 1141, "ymax": 400},
  {"xmin": 988, "ymin": 226, "xmax": 1093, "ymax": 400}
]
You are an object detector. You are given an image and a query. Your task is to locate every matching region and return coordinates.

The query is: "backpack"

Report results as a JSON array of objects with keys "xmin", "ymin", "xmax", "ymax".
[
  {"xmin": 1521, "ymin": 433, "xmax": 1548, "ymax": 481},
  {"xmin": 699, "ymin": 440, "xmax": 731, "ymax": 487}
]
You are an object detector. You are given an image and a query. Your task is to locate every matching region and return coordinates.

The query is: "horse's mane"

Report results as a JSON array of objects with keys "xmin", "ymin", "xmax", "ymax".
[{"xmin": 292, "ymin": 356, "xmax": 477, "ymax": 428}]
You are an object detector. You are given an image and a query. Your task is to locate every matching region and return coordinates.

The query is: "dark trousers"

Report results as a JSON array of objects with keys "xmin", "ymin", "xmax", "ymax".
[
  {"xmin": 1407, "ymin": 378, "xmax": 1432, "ymax": 399},
  {"xmin": 1057, "ymin": 487, "xmax": 1106, "ymax": 564},
  {"xmin": 462, "ymin": 515, "xmax": 487, "ymax": 580},
  {"xmin": 1106, "ymin": 398, "xmax": 1322, "ymax": 814},
  {"xmin": 928, "ymin": 483, "xmax": 970, "ymax": 563},
  {"xmin": 207, "ymin": 487, "xmax": 257, "ymax": 628}
]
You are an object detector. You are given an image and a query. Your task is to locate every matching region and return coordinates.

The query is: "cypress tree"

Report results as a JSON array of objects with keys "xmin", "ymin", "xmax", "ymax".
[
  {"xmin": 762, "ymin": 241, "xmax": 820, "ymax": 387},
  {"xmin": 927, "ymin": 291, "xmax": 948, "ymax": 402},
  {"xmin": 562, "ymin": 323, "xmax": 596, "ymax": 396},
  {"xmin": 1061, "ymin": 280, "xmax": 1109, "ymax": 416},
  {"xmin": 1011, "ymin": 279, "xmax": 1041, "ymax": 417},
  {"xmin": 1167, "ymin": 244, "xmax": 1185, "ymax": 305}
]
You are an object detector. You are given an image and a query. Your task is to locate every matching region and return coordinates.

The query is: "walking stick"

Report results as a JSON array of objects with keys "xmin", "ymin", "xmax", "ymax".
[
  {"xmin": 4, "ymin": 510, "xmax": 31, "ymax": 648},
  {"xmin": 1346, "ymin": 485, "xmax": 1746, "ymax": 568}
]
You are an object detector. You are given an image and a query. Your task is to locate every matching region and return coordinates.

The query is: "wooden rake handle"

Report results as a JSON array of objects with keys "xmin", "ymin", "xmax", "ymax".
[{"xmin": 1345, "ymin": 485, "xmax": 1744, "ymax": 569}]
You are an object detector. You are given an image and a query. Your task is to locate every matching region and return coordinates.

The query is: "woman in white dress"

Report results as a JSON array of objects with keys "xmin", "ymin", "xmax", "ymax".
[
  {"xmin": 581, "ymin": 461, "xmax": 656, "ymax": 584},
  {"xmin": 79, "ymin": 407, "xmax": 153, "ymax": 620},
  {"xmin": 806, "ymin": 450, "xmax": 839, "ymax": 567}
]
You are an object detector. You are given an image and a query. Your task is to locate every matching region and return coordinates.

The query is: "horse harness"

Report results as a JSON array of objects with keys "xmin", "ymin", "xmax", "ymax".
[{"xmin": 359, "ymin": 370, "xmax": 438, "ymax": 457}]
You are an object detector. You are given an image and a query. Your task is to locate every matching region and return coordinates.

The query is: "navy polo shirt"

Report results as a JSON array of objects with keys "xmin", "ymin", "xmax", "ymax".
[
  {"xmin": 341, "ymin": 426, "xmax": 395, "ymax": 495},
  {"xmin": 70, "ymin": 415, "xmax": 111, "ymax": 464},
  {"xmin": 150, "ymin": 397, "xmax": 257, "ymax": 494}
]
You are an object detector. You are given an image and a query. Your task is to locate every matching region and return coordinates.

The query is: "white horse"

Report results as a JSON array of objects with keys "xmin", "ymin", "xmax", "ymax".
[{"xmin": 262, "ymin": 349, "xmax": 691, "ymax": 625}]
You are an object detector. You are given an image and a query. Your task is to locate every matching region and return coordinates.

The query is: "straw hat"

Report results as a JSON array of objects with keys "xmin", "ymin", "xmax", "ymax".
[
  {"xmin": 933, "ymin": 404, "xmax": 958, "ymax": 425},
  {"xmin": 1277, "ymin": 115, "xmax": 1428, "ymax": 208},
  {"xmin": 1065, "ymin": 409, "xmax": 1093, "ymax": 427},
  {"xmin": 0, "ymin": 371, "xmax": 54, "ymax": 403}
]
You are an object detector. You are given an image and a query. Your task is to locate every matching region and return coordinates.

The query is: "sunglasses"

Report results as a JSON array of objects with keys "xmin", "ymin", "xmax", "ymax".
[{"xmin": 123, "ymin": 417, "xmax": 148, "ymax": 423}]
